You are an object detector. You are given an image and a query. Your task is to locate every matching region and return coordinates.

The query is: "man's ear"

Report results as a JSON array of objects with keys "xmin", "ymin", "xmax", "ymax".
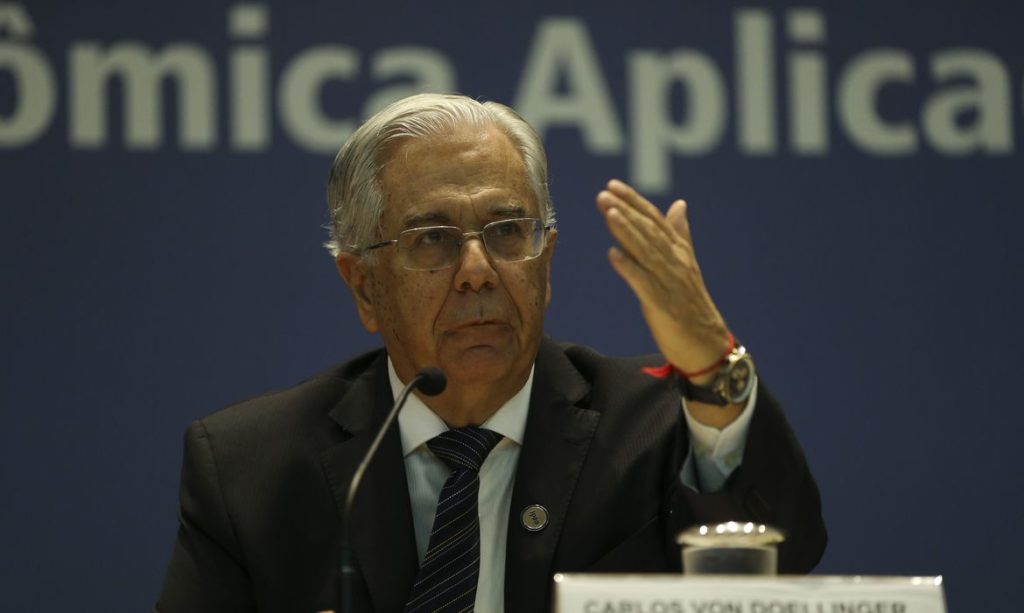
[
  {"xmin": 335, "ymin": 253, "xmax": 379, "ymax": 333},
  {"xmin": 544, "ymin": 229, "xmax": 557, "ymax": 307}
]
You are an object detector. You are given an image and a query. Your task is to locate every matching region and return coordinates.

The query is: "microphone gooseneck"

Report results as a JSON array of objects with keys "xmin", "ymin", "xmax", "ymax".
[{"xmin": 338, "ymin": 367, "xmax": 447, "ymax": 613}]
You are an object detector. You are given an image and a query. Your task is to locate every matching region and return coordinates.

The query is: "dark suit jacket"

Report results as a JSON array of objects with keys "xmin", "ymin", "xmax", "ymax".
[{"xmin": 156, "ymin": 338, "xmax": 826, "ymax": 613}]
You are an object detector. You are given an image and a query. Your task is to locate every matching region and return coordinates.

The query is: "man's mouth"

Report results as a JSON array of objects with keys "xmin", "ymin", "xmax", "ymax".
[
  {"xmin": 449, "ymin": 319, "xmax": 506, "ymax": 331},
  {"xmin": 441, "ymin": 318, "xmax": 516, "ymax": 338}
]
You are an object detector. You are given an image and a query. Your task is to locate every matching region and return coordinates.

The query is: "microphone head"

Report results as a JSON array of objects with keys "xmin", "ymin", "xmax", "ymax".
[{"xmin": 415, "ymin": 368, "xmax": 447, "ymax": 396}]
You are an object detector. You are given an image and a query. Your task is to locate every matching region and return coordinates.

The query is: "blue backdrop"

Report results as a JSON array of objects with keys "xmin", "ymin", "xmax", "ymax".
[{"xmin": 2, "ymin": 1, "xmax": 1021, "ymax": 610}]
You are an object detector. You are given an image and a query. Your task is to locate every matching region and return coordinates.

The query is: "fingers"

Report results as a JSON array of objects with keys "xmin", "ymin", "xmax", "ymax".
[
  {"xmin": 607, "ymin": 179, "xmax": 664, "ymax": 223},
  {"xmin": 598, "ymin": 180, "xmax": 727, "ymax": 371},
  {"xmin": 598, "ymin": 179, "xmax": 676, "ymax": 237},
  {"xmin": 666, "ymin": 199, "xmax": 692, "ymax": 243},
  {"xmin": 597, "ymin": 177, "xmax": 703, "ymax": 307},
  {"xmin": 598, "ymin": 179, "xmax": 689, "ymax": 246},
  {"xmin": 604, "ymin": 204, "xmax": 665, "ymax": 267},
  {"xmin": 597, "ymin": 179, "xmax": 693, "ymax": 272},
  {"xmin": 608, "ymin": 245, "xmax": 659, "ymax": 307}
]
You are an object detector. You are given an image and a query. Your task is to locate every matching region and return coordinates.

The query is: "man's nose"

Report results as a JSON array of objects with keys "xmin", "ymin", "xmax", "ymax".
[{"xmin": 452, "ymin": 237, "xmax": 499, "ymax": 292}]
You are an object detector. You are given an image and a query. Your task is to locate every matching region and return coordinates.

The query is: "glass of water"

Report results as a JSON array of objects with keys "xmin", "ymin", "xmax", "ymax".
[{"xmin": 677, "ymin": 522, "xmax": 784, "ymax": 575}]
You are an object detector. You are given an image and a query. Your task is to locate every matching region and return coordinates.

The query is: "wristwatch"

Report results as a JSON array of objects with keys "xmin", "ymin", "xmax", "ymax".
[{"xmin": 678, "ymin": 344, "xmax": 756, "ymax": 406}]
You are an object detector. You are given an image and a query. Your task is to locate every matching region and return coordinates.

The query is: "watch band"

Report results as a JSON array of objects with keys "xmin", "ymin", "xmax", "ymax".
[
  {"xmin": 678, "ymin": 375, "xmax": 731, "ymax": 406},
  {"xmin": 677, "ymin": 344, "xmax": 755, "ymax": 406}
]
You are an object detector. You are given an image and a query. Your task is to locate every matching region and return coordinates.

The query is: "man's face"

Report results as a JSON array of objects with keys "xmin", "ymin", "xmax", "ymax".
[{"xmin": 342, "ymin": 126, "xmax": 555, "ymax": 394}]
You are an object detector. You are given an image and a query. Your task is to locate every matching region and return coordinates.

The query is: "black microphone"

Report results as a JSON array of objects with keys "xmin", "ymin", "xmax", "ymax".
[
  {"xmin": 415, "ymin": 367, "xmax": 447, "ymax": 397},
  {"xmin": 339, "ymin": 367, "xmax": 447, "ymax": 613}
]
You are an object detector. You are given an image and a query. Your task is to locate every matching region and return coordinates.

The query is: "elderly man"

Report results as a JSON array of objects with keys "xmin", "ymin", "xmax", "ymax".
[{"xmin": 156, "ymin": 93, "xmax": 825, "ymax": 613}]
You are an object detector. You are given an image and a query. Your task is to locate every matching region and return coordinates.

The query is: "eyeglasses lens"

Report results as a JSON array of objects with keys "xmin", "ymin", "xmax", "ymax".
[{"xmin": 398, "ymin": 219, "xmax": 544, "ymax": 271}]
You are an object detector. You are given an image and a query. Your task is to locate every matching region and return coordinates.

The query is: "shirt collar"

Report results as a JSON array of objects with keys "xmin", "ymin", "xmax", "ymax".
[{"xmin": 389, "ymin": 358, "xmax": 533, "ymax": 457}]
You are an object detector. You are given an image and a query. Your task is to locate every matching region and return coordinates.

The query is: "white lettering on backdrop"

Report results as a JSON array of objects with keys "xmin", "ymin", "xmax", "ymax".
[{"xmin": 0, "ymin": 3, "xmax": 1017, "ymax": 192}]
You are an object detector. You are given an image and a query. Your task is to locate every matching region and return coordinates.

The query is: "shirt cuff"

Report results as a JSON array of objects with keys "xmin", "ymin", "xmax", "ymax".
[{"xmin": 679, "ymin": 376, "xmax": 758, "ymax": 493}]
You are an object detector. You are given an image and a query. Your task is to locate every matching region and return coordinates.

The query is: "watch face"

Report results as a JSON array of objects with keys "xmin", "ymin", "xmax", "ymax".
[{"xmin": 727, "ymin": 357, "xmax": 754, "ymax": 402}]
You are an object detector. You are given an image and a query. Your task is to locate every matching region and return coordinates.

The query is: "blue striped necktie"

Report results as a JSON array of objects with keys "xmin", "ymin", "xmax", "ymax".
[{"xmin": 403, "ymin": 427, "xmax": 504, "ymax": 613}]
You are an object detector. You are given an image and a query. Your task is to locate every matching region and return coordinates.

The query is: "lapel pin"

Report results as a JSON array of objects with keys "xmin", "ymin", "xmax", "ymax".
[{"xmin": 521, "ymin": 504, "xmax": 549, "ymax": 532}]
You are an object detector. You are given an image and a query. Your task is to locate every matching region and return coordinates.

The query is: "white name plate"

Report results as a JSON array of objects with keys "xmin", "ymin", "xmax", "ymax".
[{"xmin": 553, "ymin": 574, "xmax": 946, "ymax": 613}]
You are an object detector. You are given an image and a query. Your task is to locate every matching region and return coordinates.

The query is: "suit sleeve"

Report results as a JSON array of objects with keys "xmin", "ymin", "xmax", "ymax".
[
  {"xmin": 672, "ymin": 380, "xmax": 827, "ymax": 573},
  {"xmin": 155, "ymin": 421, "xmax": 255, "ymax": 613}
]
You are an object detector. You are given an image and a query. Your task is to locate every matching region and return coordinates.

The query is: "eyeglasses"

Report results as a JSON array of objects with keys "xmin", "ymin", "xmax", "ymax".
[{"xmin": 363, "ymin": 217, "xmax": 553, "ymax": 271}]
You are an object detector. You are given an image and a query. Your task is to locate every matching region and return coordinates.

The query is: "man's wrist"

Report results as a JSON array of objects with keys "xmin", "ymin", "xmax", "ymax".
[
  {"xmin": 671, "ymin": 331, "xmax": 735, "ymax": 384},
  {"xmin": 678, "ymin": 339, "xmax": 756, "ymax": 407}
]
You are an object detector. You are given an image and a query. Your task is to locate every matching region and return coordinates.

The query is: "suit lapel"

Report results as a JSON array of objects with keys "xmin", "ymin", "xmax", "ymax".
[
  {"xmin": 319, "ymin": 355, "xmax": 419, "ymax": 613},
  {"xmin": 505, "ymin": 339, "xmax": 599, "ymax": 613}
]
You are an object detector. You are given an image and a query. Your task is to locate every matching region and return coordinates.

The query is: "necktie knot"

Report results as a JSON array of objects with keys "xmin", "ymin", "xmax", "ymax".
[{"xmin": 427, "ymin": 427, "xmax": 503, "ymax": 472}]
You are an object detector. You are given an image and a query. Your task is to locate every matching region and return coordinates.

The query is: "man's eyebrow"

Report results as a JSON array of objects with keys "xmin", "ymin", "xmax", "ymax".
[
  {"xmin": 402, "ymin": 212, "xmax": 452, "ymax": 228},
  {"xmin": 489, "ymin": 204, "xmax": 528, "ymax": 218},
  {"xmin": 401, "ymin": 204, "xmax": 529, "ymax": 228}
]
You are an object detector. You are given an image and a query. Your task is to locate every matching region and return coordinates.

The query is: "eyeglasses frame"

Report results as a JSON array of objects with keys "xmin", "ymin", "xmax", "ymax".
[{"xmin": 360, "ymin": 217, "xmax": 555, "ymax": 271}]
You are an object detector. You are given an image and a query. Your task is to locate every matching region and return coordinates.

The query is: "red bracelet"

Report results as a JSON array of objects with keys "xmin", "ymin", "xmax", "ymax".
[{"xmin": 641, "ymin": 332, "xmax": 735, "ymax": 380}]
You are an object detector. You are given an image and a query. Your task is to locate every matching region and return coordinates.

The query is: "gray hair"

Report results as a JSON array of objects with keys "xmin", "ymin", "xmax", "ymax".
[{"xmin": 324, "ymin": 93, "xmax": 555, "ymax": 257}]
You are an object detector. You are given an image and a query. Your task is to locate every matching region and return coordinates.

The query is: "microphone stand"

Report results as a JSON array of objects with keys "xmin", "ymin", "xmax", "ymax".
[{"xmin": 339, "ymin": 368, "xmax": 445, "ymax": 613}]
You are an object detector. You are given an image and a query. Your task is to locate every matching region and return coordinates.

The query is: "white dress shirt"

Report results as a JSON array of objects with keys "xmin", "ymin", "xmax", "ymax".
[{"xmin": 389, "ymin": 358, "xmax": 757, "ymax": 612}]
